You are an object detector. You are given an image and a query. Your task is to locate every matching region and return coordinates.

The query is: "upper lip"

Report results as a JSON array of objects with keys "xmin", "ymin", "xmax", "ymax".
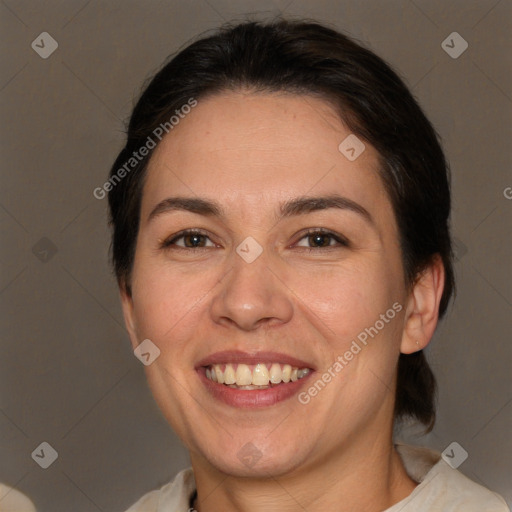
[{"xmin": 196, "ymin": 350, "xmax": 315, "ymax": 370}]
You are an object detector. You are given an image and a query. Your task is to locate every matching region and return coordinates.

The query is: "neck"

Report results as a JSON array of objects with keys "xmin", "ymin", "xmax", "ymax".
[{"xmin": 190, "ymin": 426, "xmax": 417, "ymax": 512}]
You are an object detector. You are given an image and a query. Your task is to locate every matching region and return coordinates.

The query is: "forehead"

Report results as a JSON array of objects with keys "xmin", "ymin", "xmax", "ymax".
[{"xmin": 141, "ymin": 91, "xmax": 390, "ymax": 222}]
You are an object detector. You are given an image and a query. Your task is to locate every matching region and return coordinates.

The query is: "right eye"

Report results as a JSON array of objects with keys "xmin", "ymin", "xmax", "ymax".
[{"xmin": 160, "ymin": 229, "xmax": 216, "ymax": 250}]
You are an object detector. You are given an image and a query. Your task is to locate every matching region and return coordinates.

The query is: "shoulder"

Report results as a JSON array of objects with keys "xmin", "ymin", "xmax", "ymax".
[
  {"xmin": 392, "ymin": 443, "xmax": 510, "ymax": 512},
  {"xmin": 427, "ymin": 459, "xmax": 510, "ymax": 511},
  {"xmin": 124, "ymin": 468, "xmax": 196, "ymax": 512},
  {"xmin": 0, "ymin": 483, "xmax": 36, "ymax": 512}
]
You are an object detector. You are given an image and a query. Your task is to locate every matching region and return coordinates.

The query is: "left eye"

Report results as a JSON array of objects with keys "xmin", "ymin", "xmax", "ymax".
[{"xmin": 294, "ymin": 229, "xmax": 349, "ymax": 249}]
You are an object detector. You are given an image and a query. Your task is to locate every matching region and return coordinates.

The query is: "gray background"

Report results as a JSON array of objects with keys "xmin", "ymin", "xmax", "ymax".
[{"xmin": 0, "ymin": 0, "xmax": 510, "ymax": 510}]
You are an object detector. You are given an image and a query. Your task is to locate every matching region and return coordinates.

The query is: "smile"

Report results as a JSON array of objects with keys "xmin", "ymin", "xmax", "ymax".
[
  {"xmin": 196, "ymin": 350, "xmax": 315, "ymax": 407},
  {"xmin": 205, "ymin": 363, "xmax": 312, "ymax": 389}
]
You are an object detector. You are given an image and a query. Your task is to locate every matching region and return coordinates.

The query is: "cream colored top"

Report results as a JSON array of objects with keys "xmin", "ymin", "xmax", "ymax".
[
  {"xmin": 0, "ymin": 484, "xmax": 36, "ymax": 512},
  {"xmin": 125, "ymin": 444, "xmax": 510, "ymax": 511}
]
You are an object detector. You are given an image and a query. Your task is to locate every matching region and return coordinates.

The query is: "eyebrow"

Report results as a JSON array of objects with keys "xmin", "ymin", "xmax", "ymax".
[{"xmin": 147, "ymin": 194, "xmax": 374, "ymax": 226}]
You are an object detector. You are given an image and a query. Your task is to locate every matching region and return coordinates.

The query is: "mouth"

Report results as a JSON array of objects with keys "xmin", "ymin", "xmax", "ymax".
[
  {"xmin": 196, "ymin": 350, "xmax": 315, "ymax": 407},
  {"xmin": 204, "ymin": 362, "xmax": 311, "ymax": 389}
]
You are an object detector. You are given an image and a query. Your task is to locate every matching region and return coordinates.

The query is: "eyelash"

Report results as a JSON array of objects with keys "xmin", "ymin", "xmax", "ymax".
[{"xmin": 160, "ymin": 228, "xmax": 349, "ymax": 252}]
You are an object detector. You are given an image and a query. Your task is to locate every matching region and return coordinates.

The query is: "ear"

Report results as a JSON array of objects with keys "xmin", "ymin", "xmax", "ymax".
[
  {"xmin": 401, "ymin": 255, "xmax": 445, "ymax": 354},
  {"xmin": 119, "ymin": 282, "xmax": 139, "ymax": 351}
]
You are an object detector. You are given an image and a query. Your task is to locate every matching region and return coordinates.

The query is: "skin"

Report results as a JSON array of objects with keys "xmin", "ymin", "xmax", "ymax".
[{"xmin": 120, "ymin": 91, "xmax": 445, "ymax": 512}]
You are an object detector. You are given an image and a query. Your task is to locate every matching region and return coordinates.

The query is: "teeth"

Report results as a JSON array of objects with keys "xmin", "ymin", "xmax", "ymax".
[
  {"xmin": 205, "ymin": 362, "xmax": 311, "ymax": 387},
  {"xmin": 230, "ymin": 384, "xmax": 270, "ymax": 390},
  {"xmin": 235, "ymin": 364, "xmax": 252, "ymax": 386},
  {"xmin": 297, "ymin": 368, "xmax": 311, "ymax": 379},
  {"xmin": 252, "ymin": 363, "xmax": 270, "ymax": 385},
  {"xmin": 214, "ymin": 365, "xmax": 225, "ymax": 384},
  {"xmin": 282, "ymin": 364, "xmax": 291, "ymax": 383},
  {"xmin": 224, "ymin": 363, "xmax": 236, "ymax": 385},
  {"xmin": 269, "ymin": 363, "xmax": 282, "ymax": 384}
]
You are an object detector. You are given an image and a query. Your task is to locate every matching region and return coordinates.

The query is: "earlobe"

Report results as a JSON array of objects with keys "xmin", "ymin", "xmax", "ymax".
[
  {"xmin": 119, "ymin": 284, "xmax": 139, "ymax": 350},
  {"xmin": 401, "ymin": 255, "xmax": 445, "ymax": 354}
]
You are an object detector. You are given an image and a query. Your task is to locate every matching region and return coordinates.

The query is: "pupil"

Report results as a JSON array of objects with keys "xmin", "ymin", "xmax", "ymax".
[
  {"xmin": 311, "ymin": 234, "xmax": 328, "ymax": 247},
  {"xmin": 186, "ymin": 234, "xmax": 203, "ymax": 247}
]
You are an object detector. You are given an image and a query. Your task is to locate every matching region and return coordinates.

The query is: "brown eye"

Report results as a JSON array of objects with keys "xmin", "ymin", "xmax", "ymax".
[
  {"xmin": 161, "ymin": 229, "xmax": 215, "ymax": 249},
  {"xmin": 295, "ymin": 229, "xmax": 349, "ymax": 249}
]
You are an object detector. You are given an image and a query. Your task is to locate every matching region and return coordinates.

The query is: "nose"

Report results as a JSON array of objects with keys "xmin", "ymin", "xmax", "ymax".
[{"xmin": 209, "ymin": 247, "xmax": 294, "ymax": 331}]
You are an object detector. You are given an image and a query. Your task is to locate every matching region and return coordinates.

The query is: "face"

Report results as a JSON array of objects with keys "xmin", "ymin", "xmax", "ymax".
[{"xmin": 121, "ymin": 91, "xmax": 410, "ymax": 478}]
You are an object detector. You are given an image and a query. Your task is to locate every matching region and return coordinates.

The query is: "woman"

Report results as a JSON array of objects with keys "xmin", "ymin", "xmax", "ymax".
[{"xmin": 107, "ymin": 19, "xmax": 509, "ymax": 512}]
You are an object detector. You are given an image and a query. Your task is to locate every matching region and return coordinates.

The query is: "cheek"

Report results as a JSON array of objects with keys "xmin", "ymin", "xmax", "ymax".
[
  {"xmin": 130, "ymin": 261, "xmax": 218, "ymax": 347},
  {"xmin": 287, "ymin": 258, "xmax": 400, "ymax": 347}
]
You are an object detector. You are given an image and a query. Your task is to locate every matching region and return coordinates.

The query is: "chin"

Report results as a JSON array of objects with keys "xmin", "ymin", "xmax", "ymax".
[{"xmin": 195, "ymin": 434, "xmax": 314, "ymax": 478}]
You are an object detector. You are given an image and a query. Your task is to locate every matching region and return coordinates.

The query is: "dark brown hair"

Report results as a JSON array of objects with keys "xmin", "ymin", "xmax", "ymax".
[{"xmin": 107, "ymin": 18, "xmax": 455, "ymax": 431}]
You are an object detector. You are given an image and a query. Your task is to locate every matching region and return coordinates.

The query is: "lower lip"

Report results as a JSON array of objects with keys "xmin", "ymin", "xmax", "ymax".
[{"xmin": 197, "ymin": 368, "xmax": 314, "ymax": 408}]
